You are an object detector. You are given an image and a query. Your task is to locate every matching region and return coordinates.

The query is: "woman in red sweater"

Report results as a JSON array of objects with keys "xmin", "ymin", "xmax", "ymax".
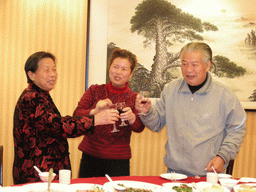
[{"xmin": 73, "ymin": 48, "xmax": 145, "ymax": 177}]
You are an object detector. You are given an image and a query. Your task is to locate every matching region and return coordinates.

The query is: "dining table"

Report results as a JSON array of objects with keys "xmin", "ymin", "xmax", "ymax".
[
  {"xmin": 6, "ymin": 175, "xmax": 207, "ymax": 192},
  {"xmin": 69, "ymin": 175, "xmax": 206, "ymax": 185},
  {"xmin": 5, "ymin": 174, "xmax": 256, "ymax": 192}
]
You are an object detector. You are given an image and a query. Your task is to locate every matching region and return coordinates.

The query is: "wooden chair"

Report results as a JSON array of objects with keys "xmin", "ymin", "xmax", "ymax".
[
  {"xmin": 226, "ymin": 159, "xmax": 234, "ymax": 175},
  {"xmin": 0, "ymin": 145, "xmax": 2, "ymax": 186}
]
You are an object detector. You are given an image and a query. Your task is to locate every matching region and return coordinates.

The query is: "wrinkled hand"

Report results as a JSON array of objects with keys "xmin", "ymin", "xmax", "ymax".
[
  {"xmin": 90, "ymin": 99, "xmax": 112, "ymax": 115},
  {"xmin": 94, "ymin": 109, "xmax": 119, "ymax": 126},
  {"xmin": 120, "ymin": 107, "xmax": 136, "ymax": 124},
  {"xmin": 205, "ymin": 156, "xmax": 225, "ymax": 173},
  {"xmin": 135, "ymin": 94, "xmax": 151, "ymax": 114}
]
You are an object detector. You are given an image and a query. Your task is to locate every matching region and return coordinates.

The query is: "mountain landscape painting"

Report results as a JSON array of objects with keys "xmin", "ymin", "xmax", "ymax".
[{"xmin": 105, "ymin": 0, "xmax": 256, "ymax": 109}]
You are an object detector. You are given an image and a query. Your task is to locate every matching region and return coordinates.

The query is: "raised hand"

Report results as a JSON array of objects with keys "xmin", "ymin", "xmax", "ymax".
[{"xmin": 94, "ymin": 107, "xmax": 119, "ymax": 127}]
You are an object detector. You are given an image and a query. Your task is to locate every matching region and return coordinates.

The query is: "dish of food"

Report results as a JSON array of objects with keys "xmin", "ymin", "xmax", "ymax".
[
  {"xmin": 103, "ymin": 180, "xmax": 162, "ymax": 192},
  {"xmin": 69, "ymin": 184, "xmax": 104, "ymax": 192},
  {"xmin": 196, "ymin": 182, "xmax": 229, "ymax": 192},
  {"xmin": 163, "ymin": 183, "xmax": 193, "ymax": 192},
  {"xmin": 233, "ymin": 184, "xmax": 256, "ymax": 192},
  {"xmin": 203, "ymin": 184, "xmax": 225, "ymax": 192},
  {"xmin": 160, "ymin": 173, "xmax": 188, "ymax": 181}
]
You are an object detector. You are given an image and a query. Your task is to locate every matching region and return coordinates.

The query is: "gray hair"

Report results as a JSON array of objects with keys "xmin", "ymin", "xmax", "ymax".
[{"xmin": 179, "ymin": 42, "xmax": 212, "ymax": 64}]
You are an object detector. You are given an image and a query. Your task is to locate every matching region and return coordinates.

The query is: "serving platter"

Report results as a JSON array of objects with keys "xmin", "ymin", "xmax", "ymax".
[
  {"xmin": 160, "ymin": 173, "xmax": 188, "ymax": 181},
  {"xmin": 103, "ymin": 180, "xmax": 162, "ymax": 192}
]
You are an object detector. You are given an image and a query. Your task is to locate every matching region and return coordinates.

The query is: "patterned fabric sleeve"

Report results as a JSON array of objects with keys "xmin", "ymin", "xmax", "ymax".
[{"xmin": 21, "ymin": 91, "xmax": 94, "ymax": 139}]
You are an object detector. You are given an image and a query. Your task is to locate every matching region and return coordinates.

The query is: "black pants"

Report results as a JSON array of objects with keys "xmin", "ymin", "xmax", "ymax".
[{"xmin": 79, "ymin": 153, "xmax": 130, "ymax": 178}]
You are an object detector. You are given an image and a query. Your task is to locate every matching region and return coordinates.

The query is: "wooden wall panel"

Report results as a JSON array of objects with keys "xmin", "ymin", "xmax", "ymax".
[
  {"xmin": 0, "ymin": 0, "xmax": 88, "ymax": 186},
  {"xmin": 232, "ymin": 111, "xmax": 256, "ymax": 178},
  {"xmin": 130, "ymin": 128, "xmax": 167, "ymax": 176}
]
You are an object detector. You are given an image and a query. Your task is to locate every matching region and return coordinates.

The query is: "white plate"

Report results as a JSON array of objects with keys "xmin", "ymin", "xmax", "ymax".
[
  {"xmin": 103, "ymin": 180, "xmax": 162, "ymax": 192},
  {"xmin": 21, "ymin": 183, "xmax": 72, "ymax": 192},
  {"xmin": 233, "ymin": 184, "xmax": 256, "ymax": 192},
  {"xmin": 160, "ymin": 173, "xmax": 188, "ymax": 181}
]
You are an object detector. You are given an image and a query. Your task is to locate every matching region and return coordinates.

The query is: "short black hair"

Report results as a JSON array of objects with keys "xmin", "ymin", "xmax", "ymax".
[
  {"xmin": 108, "ymin": 48, "xmax": 138, "ymax": 72},
  {"xmin": 25, "ymin": 51, "xmax": 56, "ymax": 83}
]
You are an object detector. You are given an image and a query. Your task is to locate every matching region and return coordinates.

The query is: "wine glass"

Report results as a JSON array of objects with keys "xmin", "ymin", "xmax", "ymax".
[
  {"xmin": 109, "ymin": 104, "xmax": 120, "ymax": 133},
  {"xmin": 116, "ymin": 102, "xmax": 128, "ymax": 126},
  {"xmin": 139, "ymin": 91, "xmax": 150, "ymax": 115}
]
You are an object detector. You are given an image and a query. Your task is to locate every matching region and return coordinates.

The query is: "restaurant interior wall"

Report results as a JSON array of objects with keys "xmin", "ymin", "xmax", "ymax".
[
  {"xmin": 1, "ymin": 0, "xmax": 256, "ymax": 187},
  {"xmin": 0, "ymin": 0, "xmax": 88, "ymax": 186}
]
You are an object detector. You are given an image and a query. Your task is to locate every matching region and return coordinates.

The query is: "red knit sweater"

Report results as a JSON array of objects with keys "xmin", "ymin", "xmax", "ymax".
[{"xmin": 73, "ymin": 82, "xmax": 145, "ymax": 159}]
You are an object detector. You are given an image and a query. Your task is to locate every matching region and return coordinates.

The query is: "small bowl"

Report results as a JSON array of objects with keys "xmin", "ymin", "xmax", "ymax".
[
  {"xmin": 219, "ymin": 178, "xmax": 239, "ymax": 190},
  {"xmin": 39, "ymin": 172, "xmax": 56, "ymax": 182},
  {"xmin": 218, "ymin": 173, "xmax": 232, "ymax": 180}
]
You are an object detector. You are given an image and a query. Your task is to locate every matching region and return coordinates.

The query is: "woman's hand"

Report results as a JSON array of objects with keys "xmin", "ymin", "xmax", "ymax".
[
  {"xmin": 120, "ymin": 107, "xmax": 136, "ymax": 125},
  {"xmin": 94, "ymin": 108, "xmax": 119, "ymax": 126},
  {"xmin": 90, "ymin": 99, "xmax": 112, "ymax": 115}
]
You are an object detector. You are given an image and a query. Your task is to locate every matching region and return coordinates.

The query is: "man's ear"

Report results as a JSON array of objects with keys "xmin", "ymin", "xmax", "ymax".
[
  {"xmin": 206, "ymin": 60, "xmax": 212, "ymax": 72},
  {"xmin": 27, "ymin": 71, "xmax": 35, "ymax": 81}
]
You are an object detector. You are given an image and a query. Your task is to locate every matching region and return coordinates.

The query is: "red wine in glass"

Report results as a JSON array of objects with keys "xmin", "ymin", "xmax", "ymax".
[
  {"xmin": 109, "ymin": 104, "xmax": 119, "ymax": 133},
  {"xmin": 117, "ymin": 102, "xmax": 128, "ymax": 126},
  {"xmin": 118, "ymin": 109, "xmax": 124, "ymax": 114},
  {"xmin": 139, "ymin": 91, "xmax": 150, "ymax": 115}
]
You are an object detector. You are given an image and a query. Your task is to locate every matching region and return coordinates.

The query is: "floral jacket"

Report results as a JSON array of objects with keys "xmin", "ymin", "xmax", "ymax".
[{"xmin": 13, "ymin": 83, "xmax": 95, "ymax": 184}]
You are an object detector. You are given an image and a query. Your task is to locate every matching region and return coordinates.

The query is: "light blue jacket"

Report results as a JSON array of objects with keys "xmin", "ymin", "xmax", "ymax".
[{"xmin": 140, "ymin": 72, "xmax": 246, "ymax": 176}]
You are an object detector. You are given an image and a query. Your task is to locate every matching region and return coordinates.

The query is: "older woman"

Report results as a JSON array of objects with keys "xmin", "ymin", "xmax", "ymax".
[
  {"xmin": 13, "ymin": 51, "xmax": 118, "ymax": 184},
  {"xmin": 73, "ymin": 48, "xmax": 145, "ymax": 177}
]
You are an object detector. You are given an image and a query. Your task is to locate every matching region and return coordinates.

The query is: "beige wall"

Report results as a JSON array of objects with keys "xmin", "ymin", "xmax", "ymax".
[
  {"xmin": 0, "ymin": 0, "xmax": 88, "ymax": 186},
  {"xmin": 1, "ymin": 0, "xmax": 256, "ymax": 187}
]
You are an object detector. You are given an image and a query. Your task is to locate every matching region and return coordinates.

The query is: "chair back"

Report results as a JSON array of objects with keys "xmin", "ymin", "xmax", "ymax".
[
  {"xmin": 0, "ymin": 145, "xmax": 2, "ymax": 186},
  {"xmin": 226, "ymin": 160, "xmax": 234, "ymax": 175}
]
